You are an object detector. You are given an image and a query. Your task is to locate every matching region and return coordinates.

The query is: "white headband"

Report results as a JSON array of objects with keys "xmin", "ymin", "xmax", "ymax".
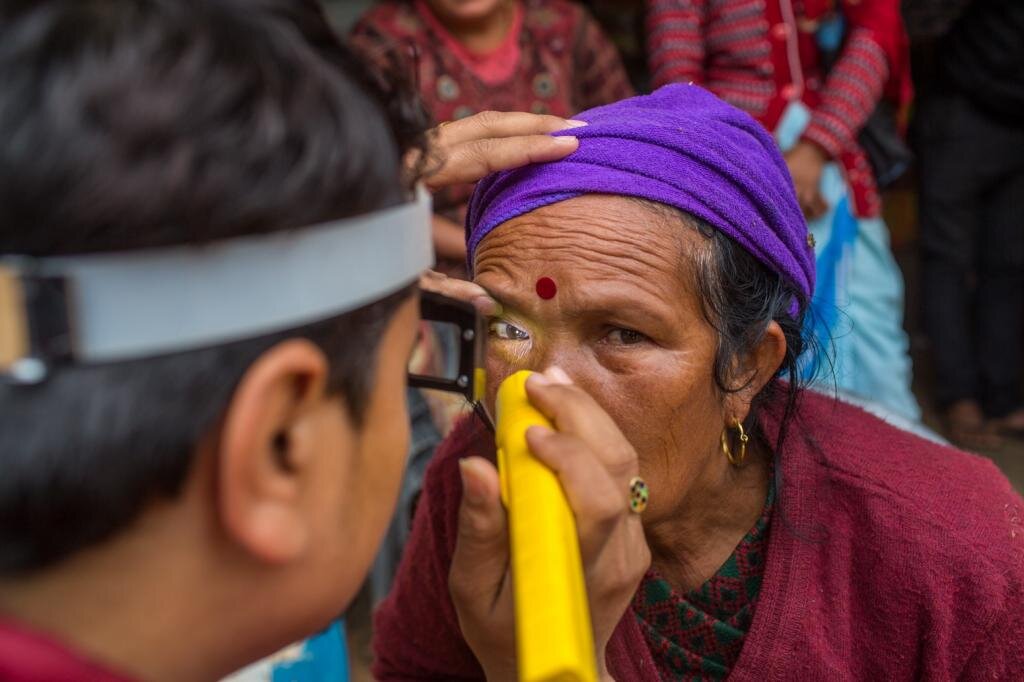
[{"xmin": 0, "ymin": 186, "xmax": 433, "ymax": 382}]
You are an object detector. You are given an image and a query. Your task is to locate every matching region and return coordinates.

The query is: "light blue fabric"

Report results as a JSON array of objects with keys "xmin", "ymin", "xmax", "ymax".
[
  {"xmin": 816, "ymin": 14, "xmax": 846, "ymax": 52},
  {"xmin": 776, "ymin": 102, "xmax": 920, "ymax": 422},
  {"xmin": 269, "ymin": 621, "xmax": 350, "ymax": 682},
  {"xmin": 226, "ymin": 620, "xmax": 350, "ymax": 682}
]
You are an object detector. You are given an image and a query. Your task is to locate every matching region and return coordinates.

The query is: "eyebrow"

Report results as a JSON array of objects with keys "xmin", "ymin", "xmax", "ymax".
[{"xmin": 564, "ymin": 302, "xmax": 673, "ymax": 330}]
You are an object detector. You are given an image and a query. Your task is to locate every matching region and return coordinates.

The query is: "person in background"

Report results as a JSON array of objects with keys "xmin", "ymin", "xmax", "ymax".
[
  {"xmin": 916, "ymin": 0, "xmax": 1024, "ymax": 449},
  {"xmin": 646, "ymin": 0, "xmax": 921, "ymax": 423},
  {"xmin": 350, "ymin": 0, "xmax": 634, "ymax": 277}
]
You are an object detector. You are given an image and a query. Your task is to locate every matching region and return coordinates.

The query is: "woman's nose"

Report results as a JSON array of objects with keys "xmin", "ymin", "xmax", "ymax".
[{"xmin": 533, "ymin": 344, "xmax": 583, "ymax": 382}]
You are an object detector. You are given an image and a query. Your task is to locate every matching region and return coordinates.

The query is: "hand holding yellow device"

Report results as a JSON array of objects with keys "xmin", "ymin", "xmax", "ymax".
[{"xmin": 495, "ymin": 370, "xmax": 597, "ymax": 682}]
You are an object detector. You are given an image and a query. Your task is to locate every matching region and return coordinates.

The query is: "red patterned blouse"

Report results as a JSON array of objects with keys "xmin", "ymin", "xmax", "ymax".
[{"xmin": 350, "ymin": 0, "xmax": 634, "ymax": 219}]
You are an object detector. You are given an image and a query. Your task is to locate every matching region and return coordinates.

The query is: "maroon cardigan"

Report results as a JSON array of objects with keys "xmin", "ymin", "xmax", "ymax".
[{"xmin": 373, "ymin": 390, "xmax": 1024, "ymax": 679}]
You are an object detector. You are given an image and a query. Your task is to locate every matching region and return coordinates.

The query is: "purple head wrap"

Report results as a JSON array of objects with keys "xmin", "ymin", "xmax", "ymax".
[{"xmin": 466, "ymin": 84, "xmax": 815, "ymax": 310}]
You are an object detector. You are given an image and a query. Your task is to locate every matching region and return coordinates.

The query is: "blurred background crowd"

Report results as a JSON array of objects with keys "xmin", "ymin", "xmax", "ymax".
[
  {"xmin": 236, "ymin": 0, "xmax": 1023, "ymax": 678},
  {"xmin": 329, "ymin": 0, "xmax": 1022, "ymax": 481}
]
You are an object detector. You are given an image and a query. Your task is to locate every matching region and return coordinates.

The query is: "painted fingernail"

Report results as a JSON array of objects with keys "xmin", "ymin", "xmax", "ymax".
[
  {"xmin": 545, "ymin": 366, "xmax": 573, "ymax": 385},
  {"xmin": 563, "ymin": 119, "xmax": 588, "ymax": 128}
]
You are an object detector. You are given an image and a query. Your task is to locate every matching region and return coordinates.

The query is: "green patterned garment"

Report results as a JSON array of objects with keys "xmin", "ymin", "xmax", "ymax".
[{"xmin": 632, "ymin": 476, "xmax": 775, "ymax": 680}]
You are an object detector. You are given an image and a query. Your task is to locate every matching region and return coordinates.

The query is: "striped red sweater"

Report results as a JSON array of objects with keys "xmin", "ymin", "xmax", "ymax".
[{"xmin": 646, "ymin": 0, "xmax": 910, "ymax": 217}]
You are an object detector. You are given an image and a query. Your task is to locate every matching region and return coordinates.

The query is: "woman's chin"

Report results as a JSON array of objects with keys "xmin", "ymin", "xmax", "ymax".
[{"xmin": 430, "ymin": 0, "xmax": 504, "ymax": 24}]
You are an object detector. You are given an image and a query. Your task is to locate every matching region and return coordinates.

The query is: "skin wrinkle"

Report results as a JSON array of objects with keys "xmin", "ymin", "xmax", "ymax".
[
  {"xmin": 476, "ymin": 242, "xmax": 686, "ymax": 342},
  {"xmin": 478, "ymin": 218, "xmax": 681, "ymax": 292},
  {"xmin": 473, "ymin": 194, "xmax": 778, "ymax": 592}
]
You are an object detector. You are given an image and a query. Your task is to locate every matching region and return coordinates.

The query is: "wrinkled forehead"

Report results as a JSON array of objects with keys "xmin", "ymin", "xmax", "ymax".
[
  {"xmin": 472, "ymin": 194, "xmax": 708, "ymax": 308},
  {"xmin": 464, "ymin": 86, "xmax": 815, "ymax": 307}
]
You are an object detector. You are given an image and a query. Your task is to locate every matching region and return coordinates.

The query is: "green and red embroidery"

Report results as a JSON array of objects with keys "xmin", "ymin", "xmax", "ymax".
[{"xmin": 633, "ymin": 475, "xmax": 774, "ymax": 680}]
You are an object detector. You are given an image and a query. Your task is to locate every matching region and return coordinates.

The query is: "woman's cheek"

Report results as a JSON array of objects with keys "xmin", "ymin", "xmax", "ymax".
[
  {"xmin": 483, "ymin": 342, "xmax": 526, "ymax": 414},
  {"xmin": 592, "ymin": 343, "xmax": 664, "ymax": 376},
  {"xmin": 592, "ymin": 349, "xmax": 689, "ymax": 427}
]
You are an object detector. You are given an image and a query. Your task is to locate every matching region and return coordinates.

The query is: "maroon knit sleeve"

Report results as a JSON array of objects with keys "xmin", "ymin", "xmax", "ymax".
[
  {"xmin": 959, "ymin": 605, "xmax": 1024, "ymax": 679},
  {"xmin": 371, "ymin": 417, "xmax": 488, "ymax": 681},
  {"xmin": 956, "ymin": 488, "xmax": 1024, "ymax": 680},
  {"xmin": 646, "ymin": 0, "xmax": 707, "ymax": 89},
  {"xmin": 801, "ymin": 27, "xmax": 888, "ymax": 159},
  {"xmin": 571, "ymin": 8, "xmax": 635, "ymax": 112}
]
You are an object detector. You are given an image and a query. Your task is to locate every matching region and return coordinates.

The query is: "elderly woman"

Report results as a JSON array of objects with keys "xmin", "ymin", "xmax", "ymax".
[{"xmin": 373, "ymin": 86, "xmax": 1024, "ymax": 679}]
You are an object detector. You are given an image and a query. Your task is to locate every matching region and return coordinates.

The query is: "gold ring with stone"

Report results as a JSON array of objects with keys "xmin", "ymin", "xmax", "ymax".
[{"xmin": 629, "ymin": 477, "xmax": 649, "ymax": 514}]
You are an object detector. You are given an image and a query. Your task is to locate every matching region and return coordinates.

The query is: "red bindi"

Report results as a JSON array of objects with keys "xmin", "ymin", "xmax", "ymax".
[{"xmin": 535, "ymin": 277, "xmax": 557, "ymax": 300}]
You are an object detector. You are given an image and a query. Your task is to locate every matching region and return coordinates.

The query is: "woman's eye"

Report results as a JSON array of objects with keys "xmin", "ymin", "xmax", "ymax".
[
  {"xmin": 607, "ymin": 328, "xmax": 648, "ymax": 345},
  {"xmin": 489, "ymin": 320, "xmax": 530, "ymax": 341}
]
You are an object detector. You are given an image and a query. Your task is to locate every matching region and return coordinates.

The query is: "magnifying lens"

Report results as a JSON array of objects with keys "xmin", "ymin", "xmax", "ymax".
[{"xmin": 407, "ymin": 290, "xmax": 494, "ymax": 431}]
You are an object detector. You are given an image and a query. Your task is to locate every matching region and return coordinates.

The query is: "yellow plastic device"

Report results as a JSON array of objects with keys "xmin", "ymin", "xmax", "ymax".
[{"xmin": 495, "ymin": 370, "xmax": 597, "ymax": 682}]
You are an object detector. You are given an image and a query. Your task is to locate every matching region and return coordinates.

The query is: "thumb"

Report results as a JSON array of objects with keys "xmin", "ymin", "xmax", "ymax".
[{"xmin": 450, "ymin": 457, "xmax": 509, "ymax": 602}]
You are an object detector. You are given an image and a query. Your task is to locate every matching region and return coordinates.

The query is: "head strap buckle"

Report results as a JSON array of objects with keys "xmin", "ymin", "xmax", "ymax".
[{"xmin": 0, "ymin": 258, "xmax": 72, "ymax": 384}]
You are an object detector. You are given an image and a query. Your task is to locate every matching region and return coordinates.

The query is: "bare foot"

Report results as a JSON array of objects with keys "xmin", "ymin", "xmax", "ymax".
[{"xmin": 945, "ymin": 400, "xmax": 1003, "ymax": 452}]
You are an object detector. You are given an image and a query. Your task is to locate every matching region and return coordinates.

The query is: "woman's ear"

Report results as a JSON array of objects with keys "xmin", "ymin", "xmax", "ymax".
[
  {"xmin": 723, "ymin": 321, "xmax": 787, "ymax": 423},
  {"xmin": 215, "ymin": 339, "xmax": 348, "ymax": 565}
]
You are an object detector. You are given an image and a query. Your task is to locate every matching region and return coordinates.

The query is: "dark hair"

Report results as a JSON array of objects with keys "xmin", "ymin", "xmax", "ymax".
[
  {"xmin": 690, "ymin": 221, "xmax": 820, "ymax": 458},
  {"xmin": 633, "ymin": 199, "xmax": 822, "ymax": 459},
  {"xmin": 0, "ymin": 0, "xmax": 428, "ymax": 573}
]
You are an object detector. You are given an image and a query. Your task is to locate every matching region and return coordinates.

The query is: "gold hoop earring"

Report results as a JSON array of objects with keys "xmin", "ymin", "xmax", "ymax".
[{"xmin": 721, "ymin": 419, "xmax": 749, "ymax": 467}]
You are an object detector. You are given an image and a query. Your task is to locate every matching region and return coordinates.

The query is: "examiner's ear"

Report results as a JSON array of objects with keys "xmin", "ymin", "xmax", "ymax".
[
  {"xmin": 216, "ymin": 339, "xmax": 351, "ymax": 564},
  {"xmin": 723, "ymin": 320, "xmax": 787, "ymax": 423}
]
